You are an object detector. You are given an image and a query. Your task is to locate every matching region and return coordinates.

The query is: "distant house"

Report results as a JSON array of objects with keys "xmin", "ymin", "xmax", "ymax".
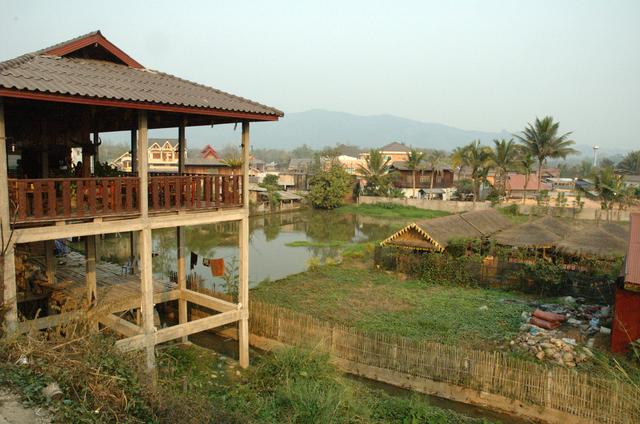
[
  {"xmin": 184, "ymin": 144, "xmax": 230, "ymax": 175},
  {"xmin": 390, "ymin": 161, "xmax": 455, "ymax": 199},
  {"xmin": 621, "ymin": 174, "xmax": 640, "ymax": 189},
  {"xmin": 250, "ymin": 158, "xmax": 266, "ymax": 173},
  {"xmin": 506, "ymin": 172, "xmax": 552, "ymax": 199},
  {"xmin": 110, "ymin": 138, "xmax": 180, "ymax": 172},
  {"xmin": 335, "ymin": 155, "xmax": 365, "ymax": 175},
  {"xmin": 288, "ymin": 158, "xmax": 313, "ymax": 173},
  {"xmin": 359, "ymin": 142, "xmax": 412, "ymax": 164}
]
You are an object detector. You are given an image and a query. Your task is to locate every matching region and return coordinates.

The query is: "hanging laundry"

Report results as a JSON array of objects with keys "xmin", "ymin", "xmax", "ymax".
[
  {"xmin": 190, "ymin": 252, "xmax": 198, "ymax": 270},
  {"xmin": 210, "ymin": 258, "xmax": 225, "ymax": 277}
]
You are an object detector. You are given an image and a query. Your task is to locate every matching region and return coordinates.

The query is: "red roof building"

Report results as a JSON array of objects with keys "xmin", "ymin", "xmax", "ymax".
[{"xmin": 611, "ymin": 213, "xmax": 640, "ymax": 352}]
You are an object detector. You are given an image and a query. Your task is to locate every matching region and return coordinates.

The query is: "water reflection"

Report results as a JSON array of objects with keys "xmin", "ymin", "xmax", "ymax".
[{"xmin": 87, "ymin": 210, "xmax": 400, "ymax": 289}]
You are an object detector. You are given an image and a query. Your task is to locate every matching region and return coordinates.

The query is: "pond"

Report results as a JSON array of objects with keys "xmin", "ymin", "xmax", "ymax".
[{"xmin": 84, "ymin": 209, "xmax": 404, "ymax": 291}]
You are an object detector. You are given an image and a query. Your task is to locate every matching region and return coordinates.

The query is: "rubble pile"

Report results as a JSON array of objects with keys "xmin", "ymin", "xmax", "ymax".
[
  {"xmin": 510, "ymin": 326, "xmax": 593, "ymax": 367},
  {"xmin": 507, "ymin": 296, "xmax": 610, "ymax": 367}
]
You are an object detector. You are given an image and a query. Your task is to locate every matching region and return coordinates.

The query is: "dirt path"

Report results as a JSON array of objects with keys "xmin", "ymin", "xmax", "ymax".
[{"xmin": 0, "ymin": 389, "xmax": 50, "ymax": 424}]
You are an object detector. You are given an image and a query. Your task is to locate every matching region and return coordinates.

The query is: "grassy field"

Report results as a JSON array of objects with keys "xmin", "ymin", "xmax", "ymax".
[
  {"xmin": 253, "ymin": 263, "xmax": 526, "ymax": 349},
  {"xmin": 337, "ymin": 203, "xmax": 450, "ymax": 220}
]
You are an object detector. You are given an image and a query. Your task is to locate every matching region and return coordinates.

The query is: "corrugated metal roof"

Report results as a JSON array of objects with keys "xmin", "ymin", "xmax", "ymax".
[
  {"xmin": 625, "ymin": 213, "xmax": 640, "ymax": 286},
  {"xmin": 0, "ymin": 32, "xmax": 283, "ymax": 118}
]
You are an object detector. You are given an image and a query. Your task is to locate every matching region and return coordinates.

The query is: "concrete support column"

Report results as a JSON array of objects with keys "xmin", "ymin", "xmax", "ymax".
[
  {"xmin": 239, "ymin": 121, "xmax": 250, "ymax": 368},
  {"xmin": 0, "ymin": 98, "xmax": 17, "ymax": 333},
  {"xmin": 45, "ymin": 240, "xmax": 56, "ymax": 285}
]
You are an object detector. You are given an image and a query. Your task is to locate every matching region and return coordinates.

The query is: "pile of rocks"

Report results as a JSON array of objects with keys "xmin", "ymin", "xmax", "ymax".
[
  {"xmin": 539, "ymin": 296, "xmax": 612, "ymax": 336},
  {"xmin": 510, "ymin": 326, "xmax": 593, "ymax": 367}
]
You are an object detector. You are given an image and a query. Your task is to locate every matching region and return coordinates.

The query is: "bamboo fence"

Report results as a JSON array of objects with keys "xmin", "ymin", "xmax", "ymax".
[{"xmin": 248, "ymin": 300, "xmax": 639, "ymax": 424}]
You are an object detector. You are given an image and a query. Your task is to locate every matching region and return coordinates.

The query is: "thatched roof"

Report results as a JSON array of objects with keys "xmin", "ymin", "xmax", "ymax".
[
  {"xmin": 556, "ymin": 227, "xmax": 628, "ymax": 258},
  {"xmin": 534, "ymin": 216, "xmax": 576, "ymax": 237},
  {"xmin": 460, "ymin": 209, "xmax": 513, "ymax": 236},
  {"xmin": 599, "ymin": 221, "xmax": 630, "ymax": 242},
  {"xmin": 493, "ymin": 221, "xmax": 561, "ymax": 248},
  {"xmin": 381, "ymin": 209, "xmax": 512, "ymax": 250}
]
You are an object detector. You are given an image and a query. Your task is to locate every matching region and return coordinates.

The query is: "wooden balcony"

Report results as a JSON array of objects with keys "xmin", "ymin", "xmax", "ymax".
[{"xmin": 8, "ymin": 174, "xmax": 243, "ymax": 225}]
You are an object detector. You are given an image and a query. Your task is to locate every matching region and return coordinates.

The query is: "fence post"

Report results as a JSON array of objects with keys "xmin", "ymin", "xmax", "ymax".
[{"xmin": 546, "ymin": 371, "xmax": 553, "ymax": 408}]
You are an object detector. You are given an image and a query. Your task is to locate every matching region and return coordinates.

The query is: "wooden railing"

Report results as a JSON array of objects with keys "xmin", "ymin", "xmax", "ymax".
[
  {"xmin": 9, "ymin": 177, "xmax": 140, "ymax": 223},
  {"xmin": 8, "ymin": 174, "xmax": 243, "ymax": 224},
  {"xmin": 148, "ymin": 174, "xmax": 242, "ymax": 212}
]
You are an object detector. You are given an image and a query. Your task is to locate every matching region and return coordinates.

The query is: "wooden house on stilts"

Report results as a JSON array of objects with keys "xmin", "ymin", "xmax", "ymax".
[{"xmin": 0, "ymin": 31, "xmax": 283, "ymax": 372}]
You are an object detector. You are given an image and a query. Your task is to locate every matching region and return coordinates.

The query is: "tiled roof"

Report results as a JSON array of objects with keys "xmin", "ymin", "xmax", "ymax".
[
  {"xmin": 380, "ymin": 142, "xmax": 411, "ymax": 152},
  {"xmin": 0, "ymin": 31, "xmax": 283, "ymax": 118},
  {"xmin": 507, "ymin": 173, "xmax": 552, "ymax": 191}
]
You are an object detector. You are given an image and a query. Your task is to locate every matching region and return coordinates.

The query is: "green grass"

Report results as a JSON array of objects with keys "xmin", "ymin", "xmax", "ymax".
[
  {"xmin": 156, "ymin": 344, "xmax": 495, "ymax": 423},
  {"xmin": 253, "ymin": 264, "xmax": 526, "ymax": 349},
  {"xmin": 337, "ymin": 203, "xmax": 450, "ymax": 220}
]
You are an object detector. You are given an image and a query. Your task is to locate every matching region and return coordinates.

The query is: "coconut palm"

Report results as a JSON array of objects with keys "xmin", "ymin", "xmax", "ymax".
[
  {"xmin": 450, "ymin": 146, "xmax": 467, "ymax": 180},
  {"xmin": 514, "ymin": 116, "xmax": 577, "ymax": 192},
  {"xmin": 518, "ymin": 153, "xmax": 535, "ymax": 204},
  {"xmin": 489, "ymin": 138, "xmax": 518, "ymax": 199},
  {"xmin": 357, "ymin": 149, "xmax": 392, "ymax": 196},
  {"xmin": 426, "ymin": 150, "xmax": 447, "ymax": 200},
  {"xmin": 586, "ymin": 167, "xmax": 625, "ymax": 219},
  {"xmin": 406, "ymin": 149, "xmax": 425, "ymax": 198},
  {"xmin": 461, "ymin": 140, "xmax": 492, "ymax": 205}
]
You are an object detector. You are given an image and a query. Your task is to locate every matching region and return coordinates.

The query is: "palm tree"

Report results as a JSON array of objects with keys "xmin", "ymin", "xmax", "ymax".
[
  {"xmin": 450, "ymin": 146, "xmax": 467, "ymax": 180},
  {"xmin": 406, "ymin": 149, "xmax": 425, "ymax": 198},
  {"xmin": 357, "ymin": 149, "xmax": 392, "ymax": 196},
  {"xmin": 518, "ymin": 153, "xmax": 535, "ymax": 204},
  {"xmin": 586, "ymin": 166, "xmax": 624, "ymax": 220},
  {"xmin": 514, "ymin": 116, "xmax": 577, "ymax": 192},
  {"xmin": 489, "ymin": 138, "xmax": 518, "ymax": 199},
  {"xmin": 426, "ymin": 150, "xmax": 447, "ymax": 200},
  {"xmin": 461, "ymin": 140, "xmax": 492, "ymax": 205}
]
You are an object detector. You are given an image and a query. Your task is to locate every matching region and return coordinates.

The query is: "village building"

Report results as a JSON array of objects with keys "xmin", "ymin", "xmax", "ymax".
[
  {"xmin": 611, "ymin": 212, "xmax": 640, "ymax": 353},
  {"xmin": 0, "ymin": 31, "xmax": 283, "ymax": 372},
  {"xmin": 111, "ymin": 138, "xmax": 180, "ymax": 172},
  {"xmin": 389, "ymin": 161, "xmax": 455, "ymax": 199},
  {"xmin": 359, "ymin": 141, "xmax": 411, "ymax": 164},
  {"xmin": 505, "ymin": 172, "xmax": 553, "ymax": 200}
]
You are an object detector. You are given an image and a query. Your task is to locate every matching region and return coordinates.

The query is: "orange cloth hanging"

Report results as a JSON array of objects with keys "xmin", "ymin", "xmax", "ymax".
[{"xmin": 210, "ymin": 258, "xmax": 225, "ymax": 277}]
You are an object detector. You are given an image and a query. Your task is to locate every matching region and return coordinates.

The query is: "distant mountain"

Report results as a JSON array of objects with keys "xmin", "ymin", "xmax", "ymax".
[
  {"xmin": 102, "ymin": 109, "xmax": 631, "ymax": 158},
  {"xmin": 246, "ymin": 109, "xmax": 513, "ymax": 151}
]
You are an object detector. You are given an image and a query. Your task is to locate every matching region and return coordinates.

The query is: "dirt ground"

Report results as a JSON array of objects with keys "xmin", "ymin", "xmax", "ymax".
[{"xmin": 0, "ymin": 389, "xmax": 50, "ymax": 424}]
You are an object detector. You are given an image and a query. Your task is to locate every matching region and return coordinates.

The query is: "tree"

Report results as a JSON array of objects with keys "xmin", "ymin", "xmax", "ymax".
[
  {"xmin": 260, "ymin": 174, "xmax": 281, "ymax": 211},
  {"xmin": 583, "ymin": 166, "xmax": 625, "ymax": 219},
  {"xmin": 488, "ymin": 138, "xmax": 518, "ymax": 199},
  {"xmin": 514, "ymin": 116, "xmax": 577, "ymax": 192},
  {"xmin": 307, "ymin": 162, "xmax": 352, "ymax": 209},
  {"xmin": 426, "ymin": 150, "xmax": 447, "ymax": 200},
  {"xmin": 618, "ymin": 150, "xmax": 640, "ymax": 174},
  {"xmin": 518, "ymin": 153, "xmax": 535, "ymax": 204},
  {"xmin": 357, "ymin": 149, "xmax": 393, "ymax": 196},
  {"xmin": 460, "ymin": 140, "xmax": 492, "ymax": 205},
  {"xmin": 450, "ymin": 146, "xmax": 467, "ymax": 180},
  {"xmin": 406, "ymin": 148, "xmax": 425, "ymax": 198}
]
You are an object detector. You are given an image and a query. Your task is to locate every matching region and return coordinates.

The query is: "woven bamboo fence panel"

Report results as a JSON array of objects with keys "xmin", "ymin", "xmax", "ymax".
[
  {"xmin": 248, "ymin": 300, "xmax": 639, "ymax": 424},
  {"xmin": 190, "ymin": 285, "xmax": 638, "ymax": 423}
]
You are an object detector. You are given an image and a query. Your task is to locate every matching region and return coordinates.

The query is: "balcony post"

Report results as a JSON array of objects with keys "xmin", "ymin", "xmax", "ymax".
[
  {"xmin": 137, "ymin": 111, "xmax": 155, "ymax": 374},
  {"xmin": 129, "ymin": 129, "xmax": 137, "ymax": 264},
  {"xmin": 0, "ymin": 98, "xmax": 17, "ymax": 333},
  {"xmin": 239, "ymin": 121, "xmax": 250, "ymax": 368},
  {"xmin": 177, "ymin": 119, "xmax": 188, "ymax": 343}
]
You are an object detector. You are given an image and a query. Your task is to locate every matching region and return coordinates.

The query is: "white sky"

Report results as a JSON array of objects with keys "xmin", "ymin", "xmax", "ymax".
[{"xmin": 1, "ymin": 0, "xmax": 639, "ymax": 149}]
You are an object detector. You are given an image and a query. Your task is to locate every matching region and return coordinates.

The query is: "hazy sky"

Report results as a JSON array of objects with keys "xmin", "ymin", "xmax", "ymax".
[{"xmin": 1, "ymin": 0, "xmax": 638, "ymax": 149}]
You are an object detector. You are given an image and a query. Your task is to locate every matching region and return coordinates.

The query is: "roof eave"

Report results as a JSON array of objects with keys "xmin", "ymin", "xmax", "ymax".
[{"xmin": 0, "ymin": 88, "xmax": 281, "ymax": 122}]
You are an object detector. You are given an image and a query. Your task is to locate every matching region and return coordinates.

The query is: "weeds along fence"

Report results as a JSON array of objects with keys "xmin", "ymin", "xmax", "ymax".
[
  {"xmin": 189, "ymin": 285, "xmax": 638, "ymax": 423},
  {"xmin": 247, "ymin": 300, "xmax": 639, "ymax": 424}
]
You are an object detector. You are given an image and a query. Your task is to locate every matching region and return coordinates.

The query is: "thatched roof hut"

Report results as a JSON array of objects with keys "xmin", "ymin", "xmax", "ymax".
[
  {"xmin": 381, "ymin": 209, "xmax": 512, "ymax": 251},
  {"xmin": 556, "ymin": 226, "xmax": 628, "ymax": 258},
  {"xmin": 493, "ymin": 221, "xmax": 561, "ymax": 248}
]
